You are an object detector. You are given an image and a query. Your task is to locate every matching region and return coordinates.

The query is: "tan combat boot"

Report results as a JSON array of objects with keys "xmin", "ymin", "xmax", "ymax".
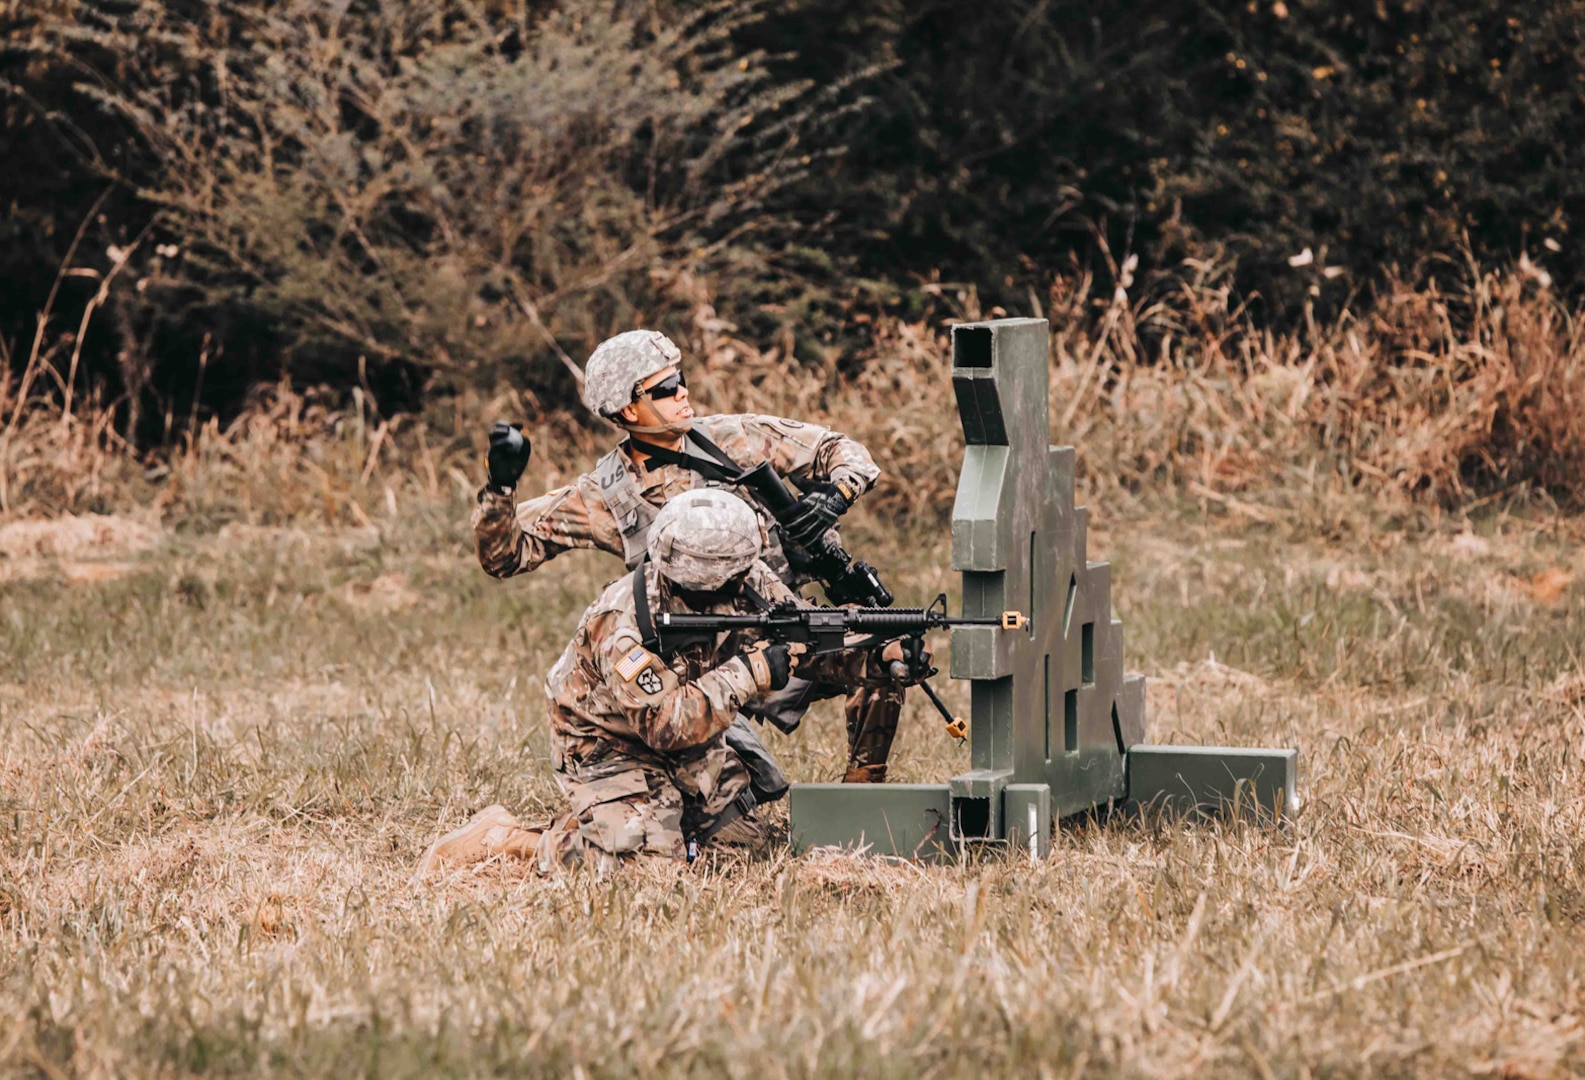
[
  {"xmin": 412, "ymin": 804, "xmax": 542, "ymax": 880},
  {"xmin": 842, "ymin": 763, "xmax": 888, "ymax": 783}
]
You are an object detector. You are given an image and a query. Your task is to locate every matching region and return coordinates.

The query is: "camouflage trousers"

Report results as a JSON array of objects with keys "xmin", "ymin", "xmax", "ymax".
[
  {"xmin": 537, "ymin": 742, "xmax": 769, "ymax": 870},
  {"xmin": 844, "ymin": 683, "xmax": 904, "ymax": 783},
  {"xmin": 743, "ymin": 676, "xmax": 904, "ymax": 782}
]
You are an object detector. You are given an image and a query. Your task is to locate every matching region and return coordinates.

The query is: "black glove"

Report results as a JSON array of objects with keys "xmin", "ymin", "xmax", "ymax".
[
  {"xmin": 745, "ymin": 642, "xmax": 795, "ymax": 692},
  {"xmin": 782, "ymin": 486, "xmax": 850, "ymax": 550},
  {"xmin": 875, "ymin": 636, "xmax": 934, "ymax": 684},
  {"xmin": 486, "ymin": 421, "xmax": 531, "ymax": 492}
]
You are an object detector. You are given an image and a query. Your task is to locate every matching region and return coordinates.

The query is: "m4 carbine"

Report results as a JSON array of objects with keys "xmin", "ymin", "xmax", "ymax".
[
  {"xmin": 734, "ymin": 461, "xmax": 893, "ymax": 607},
  {"xmin": 652, "ymin": 594, "xmax": 1029, "ymax": 740}
]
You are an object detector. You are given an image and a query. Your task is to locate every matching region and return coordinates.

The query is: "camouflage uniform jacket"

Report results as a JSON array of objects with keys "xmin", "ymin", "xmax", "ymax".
[
  {"xmin": 473, "ymin": 413, "xmax": 881, "ymax": 582},
  {"xmin": 543, "ymin": 558, "xmax": 880, "ymax": 778}
]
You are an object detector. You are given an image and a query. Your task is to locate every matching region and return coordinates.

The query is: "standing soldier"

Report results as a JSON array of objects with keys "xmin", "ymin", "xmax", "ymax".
[
  {"xmin": 473, "ymin": 329, "xmax": 903, "ymax": 785},
  {"xmin": 416, "ymin": 490, "xmax": 926, "ymax": 875}
]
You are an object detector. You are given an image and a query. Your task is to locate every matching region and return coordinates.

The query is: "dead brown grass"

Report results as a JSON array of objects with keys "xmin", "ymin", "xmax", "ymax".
[
  {"xmin": 9, "ymin": 254, "xmax": 1584, "ymax": 532},
  {"xmin": 4, "ymin": 264, "xmax": 1585, "ymax": 1076},
  {"xmin": 3, "ymin": 506, "xmax": 1585, "ymax": 1077}
]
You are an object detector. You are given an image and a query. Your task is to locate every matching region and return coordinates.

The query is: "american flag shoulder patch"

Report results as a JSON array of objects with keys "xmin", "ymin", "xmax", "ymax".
[{"xmin": 615, "ymin": 643, "xmax": 657, "ymax": 683}]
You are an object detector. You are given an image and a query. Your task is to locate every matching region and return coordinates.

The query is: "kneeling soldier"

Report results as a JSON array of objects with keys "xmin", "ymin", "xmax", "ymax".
[{"xmin": 416, "ymin": 489, "xmax": 923, "ymax": 876}]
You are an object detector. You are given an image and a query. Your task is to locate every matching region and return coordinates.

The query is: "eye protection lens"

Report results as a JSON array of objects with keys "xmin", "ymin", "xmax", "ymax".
[{"xmin": 638, "ymin": 370, "xmax": 687, "ymax": 401}]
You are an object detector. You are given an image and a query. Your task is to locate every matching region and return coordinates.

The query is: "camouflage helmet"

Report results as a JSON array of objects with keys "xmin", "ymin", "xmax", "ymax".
[
  {"xmin": 582, "ymin": 329, "xmax": 683, "ymax": 418},
  {"xmin": 647, "ymin": 488, "xmax": 761, "ymax": 590}
]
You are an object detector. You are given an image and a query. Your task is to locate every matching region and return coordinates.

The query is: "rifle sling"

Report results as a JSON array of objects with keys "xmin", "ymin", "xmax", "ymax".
[
  {"xmin": 681, "ymin": 428, "xmax": 746, "ymax": 473},
  {"xmin": 628, "ymin": 430, "xmax": 745, "ymax": 484},
  {"xmin": 633, "ymin": 562, "xmax": 658, "ymax": 650}
]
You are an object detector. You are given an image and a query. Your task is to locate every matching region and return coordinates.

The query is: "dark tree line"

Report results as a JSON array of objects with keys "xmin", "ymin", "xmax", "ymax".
[{"xmin": 4, "ymin": 0, "xmax": 1584, "ymax": 434}]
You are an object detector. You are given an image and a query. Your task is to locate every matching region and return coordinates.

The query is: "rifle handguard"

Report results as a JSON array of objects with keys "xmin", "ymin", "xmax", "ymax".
[{"xmin": 734, "ymin": 461, "xmax": 894, "ymax": 607}]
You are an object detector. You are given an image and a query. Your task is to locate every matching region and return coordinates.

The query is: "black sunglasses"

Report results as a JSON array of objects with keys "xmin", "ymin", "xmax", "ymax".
[{"xmin": 636, "ymin": 370, "xmax": 687, "ymax": 402}]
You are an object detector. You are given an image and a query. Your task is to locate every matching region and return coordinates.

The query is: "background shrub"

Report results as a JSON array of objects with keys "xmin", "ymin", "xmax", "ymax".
[
  {"xmin": 1, "ymin": 0, "xmax": 868, "ymax": 425},
  {"xmin": 3, "ymin": 0, "xmax": 1585, "ymax": 458}
]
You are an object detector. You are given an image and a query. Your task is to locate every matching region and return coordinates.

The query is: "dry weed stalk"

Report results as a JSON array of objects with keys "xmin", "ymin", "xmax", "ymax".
[
  {"xmin": 672, "ymin": 255, "xmax": 1585, "ymax": 524},
  {"xmin": 3, "ymin": 257, "xmax": 1583, "ymax": 526}
]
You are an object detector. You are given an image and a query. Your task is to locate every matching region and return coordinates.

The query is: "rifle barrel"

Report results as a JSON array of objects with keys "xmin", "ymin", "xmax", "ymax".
[{"xmin": 842, "ymin": 609, "xmax": 1002, "ymax": 631}]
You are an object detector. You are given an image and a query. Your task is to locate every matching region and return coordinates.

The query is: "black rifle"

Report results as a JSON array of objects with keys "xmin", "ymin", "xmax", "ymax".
[
  {"xmin": 649, "ymin": 593, "xmax": 1028, "ymax": 739},
  {"xmin": 733, "ymin": 461, "xmax": 894, "ymax": 607},
  {"xmin": 631, "ymin": 433, "xmax": 894, "ymax": 607}
]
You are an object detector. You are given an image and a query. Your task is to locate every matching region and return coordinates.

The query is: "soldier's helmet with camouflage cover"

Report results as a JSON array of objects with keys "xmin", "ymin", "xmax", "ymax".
[
  {"xmin": 582, "ymin": 329, "xmax": 683, "ymax": 418},
  {"xmin": 647, "ymin": 488, "xmax": 762, "ymax": 590}
]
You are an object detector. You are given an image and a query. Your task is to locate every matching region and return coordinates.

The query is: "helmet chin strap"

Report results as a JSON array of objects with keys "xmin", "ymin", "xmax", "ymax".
[
  {"xmin": 669, "ymin": 580, "xmax": 738, "ymax": 607},
  {"xmin": 619, "ymin": 417, "xmax": 694, "ymax": 438}
]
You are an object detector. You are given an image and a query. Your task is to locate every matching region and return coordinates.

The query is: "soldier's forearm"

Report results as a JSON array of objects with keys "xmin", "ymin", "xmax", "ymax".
[
  {"xmin": 798, "ymin": 648, "xmax": 875, "ymax": 687},
  {"xmin": 474, "ymin": 488, "xmax": 526, "ymax": 576},
  {"xmin": 473, "ymin": 486, "xmax": 581, "ymax": 578},
  {"xmin": 472, "ymin": 489, "xmax": 543, "ymax": 577},
  {"xmin": 828, "ymin": 465, "xmax": 872, "ymax": 502},
  {"xmin": 813, "ymin": 435, "xmax": 880, "ymax": 498},
  {"xmin": 640, "ymin": 659, "xmax": 758, "ymax": 752}
]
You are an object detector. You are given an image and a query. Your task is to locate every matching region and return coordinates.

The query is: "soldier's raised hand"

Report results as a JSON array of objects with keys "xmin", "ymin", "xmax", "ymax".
[{"xmin": 486, "ymin": 421, "xmax": 532, "ymax": 492}]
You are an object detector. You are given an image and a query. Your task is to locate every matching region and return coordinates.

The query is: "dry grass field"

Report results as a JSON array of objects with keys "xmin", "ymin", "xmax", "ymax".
[
  {"xmin": 5, "ymin": 264, "xmax": 1585, "ymax": 1076},
  {"xmin": 3, "ymin": 485, "xmax": 1585, "ymax": 1078}
]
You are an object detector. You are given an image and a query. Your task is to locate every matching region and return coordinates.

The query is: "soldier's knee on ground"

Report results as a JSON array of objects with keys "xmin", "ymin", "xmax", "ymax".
[
  {"xmin": 577, "ymin": 797, "xmax": 687, "ymax": 859},
  {"xmin": 562, "ymin": 769, "xmax": 689, "ymax": 863}
]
